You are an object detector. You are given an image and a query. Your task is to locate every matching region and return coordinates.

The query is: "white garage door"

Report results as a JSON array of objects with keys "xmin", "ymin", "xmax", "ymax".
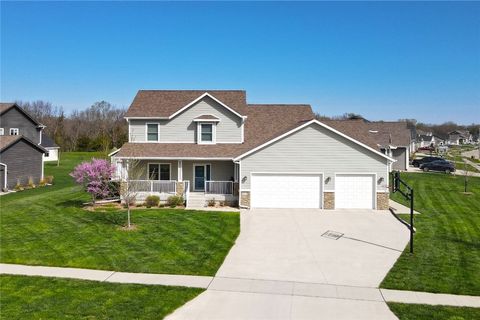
[
  {"xmin": 251, "ymin": 174, "xmax": 322, "ymax": 208},
  {"xmin": 335, "ymin": 174, "xmax": 375, "ymax": 209}
]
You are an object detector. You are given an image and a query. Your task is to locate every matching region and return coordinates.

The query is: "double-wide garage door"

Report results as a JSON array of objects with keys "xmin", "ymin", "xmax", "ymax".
[
  {"xmin": 251, "ymin": 174, "xmax": 323, "ymax": 208},
  {"xmin": 250, "ymin": 173, "xmax": 375, "ymax": 209}
]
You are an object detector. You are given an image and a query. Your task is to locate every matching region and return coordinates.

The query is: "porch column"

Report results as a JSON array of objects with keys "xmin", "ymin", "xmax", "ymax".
[{"xmin": 177, "ymin": 160, "xmax": 183, "ymax": 181}]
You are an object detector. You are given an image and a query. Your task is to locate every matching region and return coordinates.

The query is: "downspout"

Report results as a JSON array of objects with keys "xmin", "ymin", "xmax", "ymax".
[{"xmin": 0, "ymin": 162, "xmax": 7, "ymax": 190}]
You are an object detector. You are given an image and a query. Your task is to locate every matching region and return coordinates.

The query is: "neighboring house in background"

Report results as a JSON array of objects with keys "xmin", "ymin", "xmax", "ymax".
[
  {"xmin": 41, "ymin": 135, "xmax": 60, "ymax": 162},
  {"xmin": 112, "ymin": 90, "xmax": 395, "ymax": 210},
  {"xmin": 448, "ymin": 130, "xmax": 473, "ymax": 145},
  {"xmin": 0, "ymin": 103, "xmax": 47, "ymax": 190},
  {"xmin": 0, "ymin": 136, "xmax": 47, "ymax": 190},
  {"xmin": 417, "ymin": 134, "xmax": 445, "ymax": 148},
  {"xmin": 322, "ymin": 120, "xmax": 412, "ymax": 171}
]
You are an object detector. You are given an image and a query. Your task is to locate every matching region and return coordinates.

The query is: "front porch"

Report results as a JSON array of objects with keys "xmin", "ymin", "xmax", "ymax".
[{"xmin": 113, "ymin": 159, "xmax": 239, "ymax": 207}]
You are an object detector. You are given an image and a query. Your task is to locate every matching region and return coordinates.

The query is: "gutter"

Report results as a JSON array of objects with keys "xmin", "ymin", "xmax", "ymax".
[{"xmin": 0, "ymin": 162, "xmax": 7, "ymax": 190}]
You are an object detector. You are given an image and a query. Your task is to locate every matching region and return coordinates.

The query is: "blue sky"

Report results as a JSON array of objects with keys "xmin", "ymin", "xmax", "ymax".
[{"xmin": 1, "ymin": 1, "xmax": 479, "ymax": 124}]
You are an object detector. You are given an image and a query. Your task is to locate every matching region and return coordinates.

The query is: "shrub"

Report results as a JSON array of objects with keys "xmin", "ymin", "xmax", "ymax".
[
  {"xmin": 39, "ymin": 178, "xmax": 47, "ymax": 187},
  {"xmin": 207, "ymin": 198, "xmax": 216, "ymax": 207},
  {"xmin": 14, "ymin": 179, "xmax": 23, "ymax": 191},
  {"xmin": 45, "ymin": 176, "xmax": 54, "ymax": 184},
  {"xmin": 167, "ymin": 195, "xmax": 184, "ymax": 208},
  {"xmin": 145, "ymin": 195, "xmax": 160, "ymax": 208},
  {"xmin": 27, "ymin": 176, "xmax": 36, "ymax": 189}
]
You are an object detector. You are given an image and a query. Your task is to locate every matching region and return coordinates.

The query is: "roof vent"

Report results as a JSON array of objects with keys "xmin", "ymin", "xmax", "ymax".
[{"xmin": 369, "ymin": 130, "xmax": 378, "ymax": 134}]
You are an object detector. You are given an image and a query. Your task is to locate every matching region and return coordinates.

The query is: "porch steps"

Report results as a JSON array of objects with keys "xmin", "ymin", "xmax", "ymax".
[{"xmin": 186, "ymin": 193, "xmax": 207, "ymax": 208}]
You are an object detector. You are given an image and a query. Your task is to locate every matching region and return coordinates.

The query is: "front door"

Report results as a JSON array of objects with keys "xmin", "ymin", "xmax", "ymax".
[
  {"xmin": 194, "ymin": 165, "xmax": 205, "ymax": 191},
  {"xmin": 194, "ymin": 164, "xmax": 211, "ymax": 191}
]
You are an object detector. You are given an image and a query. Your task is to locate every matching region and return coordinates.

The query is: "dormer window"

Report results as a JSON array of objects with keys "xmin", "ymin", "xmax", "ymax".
[
  {"xmin": 194, "ymin": 115, "xmax": 219, "ymax": 144},
  {"xmin": 201, "ymin": 124, "xmax": 213, "ymax": 142}
]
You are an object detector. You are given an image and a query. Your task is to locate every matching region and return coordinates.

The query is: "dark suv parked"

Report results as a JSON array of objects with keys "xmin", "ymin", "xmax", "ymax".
[
  {"xmin": 420, "ymin": 160, "xmax": 455, "ymax": 174},
  {"xmin": 411, "ymin": 156, "xmax": 443, "ymax": 167}
]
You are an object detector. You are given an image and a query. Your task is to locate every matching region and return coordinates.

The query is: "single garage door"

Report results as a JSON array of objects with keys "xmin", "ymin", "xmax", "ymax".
[
  {"xmin": 251, "ymin": 174, "xmax": 322, "ymax": 208},
  {"xmin": 335, "ymin": 174, "xmax": 375, "ymax": 209}
]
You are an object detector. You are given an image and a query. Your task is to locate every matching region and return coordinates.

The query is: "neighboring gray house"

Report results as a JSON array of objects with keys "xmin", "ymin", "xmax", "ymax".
[
  {"xmin": 112, "ymin": 90, "xmax": 395, "ymax": 210},
  {"xmin": 0, "ymin": 103, "xmax": 48, "ymax": 190},
  {"xmin": 0, "ymin": 136, "xmax": 47, "ymax": 190}
]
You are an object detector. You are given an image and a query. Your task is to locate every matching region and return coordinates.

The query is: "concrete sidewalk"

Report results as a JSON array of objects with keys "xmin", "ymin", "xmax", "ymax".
[
  {"xmin": 0, "ymin": 263, "xmax": 212, "ymax": 288},
  {"xmin": 389, "ymin": 200, "xmax": 421, "ymax": 214},
  {"xmin": 2, "ymin": 263, "xmax": 479, "ymax": 309}
]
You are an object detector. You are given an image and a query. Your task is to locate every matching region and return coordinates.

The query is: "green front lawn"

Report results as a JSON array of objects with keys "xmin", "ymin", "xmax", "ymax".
[
  {"xmin": 382, "ymin": 173, "xmax": 480, "ymax": 295},
  {"xmin": 0, "ymin": 152, "xmax": 240, "ymax": 275},
  {"xmin": 0, "ymin": 275, "xmax": 202, "ymax": 319},
  {"xmin": 388, "ymin": 303, "xmax": 480, "ymax": 320}
]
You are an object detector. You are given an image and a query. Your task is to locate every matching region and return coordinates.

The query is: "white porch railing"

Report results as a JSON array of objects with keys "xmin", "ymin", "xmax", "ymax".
[
  {"xmin": 129, "ymin": 180, "xmax": 177, "ymax": 194},
  {"xmin": 205, "ymin": 181, "xmax": 233, "ymax": 195}
]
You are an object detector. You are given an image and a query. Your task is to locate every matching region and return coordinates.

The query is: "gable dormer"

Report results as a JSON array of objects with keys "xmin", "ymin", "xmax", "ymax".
[{"xmin": 125, "ymin": 91, "xmax": 247, "ymax": 144}]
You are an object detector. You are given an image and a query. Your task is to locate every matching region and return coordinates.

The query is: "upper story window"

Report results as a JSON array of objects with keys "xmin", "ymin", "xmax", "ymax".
[
  {"xmin": 10, "ymin": 128, "xmax": 19, "ymax": 135},
  {"xmin": 197, "ymin": 123, "xmax": 216, "ymax": 144},
  {"xmin": 201, "ymin": 124, "xmax": 213, "ymax": 142},
  {"xmin": 0, "ymin": 128, "xmax": 4, "ymax": 135},
  {"xmin": 146, "ymin": 123, "xmax": 159, "ymax": 142}
]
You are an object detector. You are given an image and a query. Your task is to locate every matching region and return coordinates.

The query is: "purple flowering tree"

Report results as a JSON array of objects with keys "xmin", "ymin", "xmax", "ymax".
[{"xmin": 70, "ymin": 159, "xmax": 115, "ymax": 204}]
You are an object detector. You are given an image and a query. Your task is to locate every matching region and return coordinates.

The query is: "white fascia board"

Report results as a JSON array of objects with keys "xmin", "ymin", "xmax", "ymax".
[
  {"xmin": 125, "ymin": 117, "xmax": 169, "ymax": 120},
  {"xmin": 114, "ymin": 156, "xmax": 234, "ymax": 160},
  {"xmin": 108, "ymin": 149, "xmax": 121, "ymax": 157},
  {"xmin": 233, "ymin": 119, "xmax": 396, "ymax": 162},
  {"xmin": 193, "ymin": 118, "xmax": 221, "ymax": 122}
]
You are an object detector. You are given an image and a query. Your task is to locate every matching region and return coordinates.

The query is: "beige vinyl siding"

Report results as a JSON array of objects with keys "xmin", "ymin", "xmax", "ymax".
[
  {"xmin": 129, "ymin": 120, "xmax": 148, "ymax": 142},
  {"xmin": 240, "ymin": 124, "xmax": 389, "ymax": 192},
  {"xmin": 128, "ymin": 97, "xmax": 242, "ymax": 143}
]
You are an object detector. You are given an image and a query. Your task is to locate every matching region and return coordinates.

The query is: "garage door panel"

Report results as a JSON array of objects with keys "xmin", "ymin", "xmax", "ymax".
[
  {"xmin": 251, "ymin": 174, "xmax": 322, "ymax": 209},
  {"xmin": 335, "ymin": 174, "xmax": 374, "ymax": 209}
]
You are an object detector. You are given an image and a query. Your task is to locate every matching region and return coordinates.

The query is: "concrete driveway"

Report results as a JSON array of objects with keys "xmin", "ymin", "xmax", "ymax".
[
  {"xmin": 218, "ymin": 209, "xmax": 409, "ymax": 287},
  {"xmin": 168, "ymin": 209, "xmax": 409, "ymax": 320}
]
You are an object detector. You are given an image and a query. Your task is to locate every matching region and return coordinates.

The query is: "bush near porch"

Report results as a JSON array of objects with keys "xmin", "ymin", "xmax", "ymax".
[
  {"xmin": 0, "ymin": 152, "xmax": 240, "ymax": 276},
  {"xmin": 382, "ymin": 172, "xmax": 480, "ymax": 296}
]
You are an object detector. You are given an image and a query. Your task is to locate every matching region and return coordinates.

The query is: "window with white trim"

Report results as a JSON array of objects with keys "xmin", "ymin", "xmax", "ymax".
[
  {"xmin": 148, "ymin": 163, "xmax": 170, "ymax": 180},
  {"xmin": 0, "ymin": 128, "xmax": 4, "ymax": 135},
  {"xmin": 10, "ymin": 128, "xmax": 19, "ymax": 135},
  {"xmin": 146, "ymin": 123, "xmax": 159, "ymax": 142},
  {"xmin": 197, "ymin": 122, "xmax": 216, "ymax": 144}
]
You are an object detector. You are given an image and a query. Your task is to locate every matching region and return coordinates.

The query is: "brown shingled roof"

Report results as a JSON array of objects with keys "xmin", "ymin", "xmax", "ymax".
[
  {"xmin": 0, "ymin": 103, "xmax": 16, "ymax": 113},
  {"xmin": 322, "ymin": 119, "xmax": 381, "ymax": 150},
  {"xmin": 125, "ymin": 90, "xmax": 248, "ymax": 118},
  {"xmin": 117, "ymin": 104, "xmax": 315, "ymax": 158},
  {"xmin": 0, "ymin": 135, "xmax": 47, "ymax": 153},
  {"xmin": 323, "ymin": 119, "xmax": 412, "ymax": 150}
]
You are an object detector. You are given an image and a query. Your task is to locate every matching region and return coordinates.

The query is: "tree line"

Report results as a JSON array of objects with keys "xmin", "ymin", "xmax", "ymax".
[{"xmin": 17, "ymin": 100, "xmax": 128, "ymax": 153}]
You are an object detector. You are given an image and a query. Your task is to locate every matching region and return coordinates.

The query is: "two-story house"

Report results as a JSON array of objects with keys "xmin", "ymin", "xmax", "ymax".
[
  {"xmin": 0, "ymin": 103, "xmax": 48, "ymax": 190},
  {"xmin": 112, "ymin": 90, "xmax": 395, "ymax": 210}
]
